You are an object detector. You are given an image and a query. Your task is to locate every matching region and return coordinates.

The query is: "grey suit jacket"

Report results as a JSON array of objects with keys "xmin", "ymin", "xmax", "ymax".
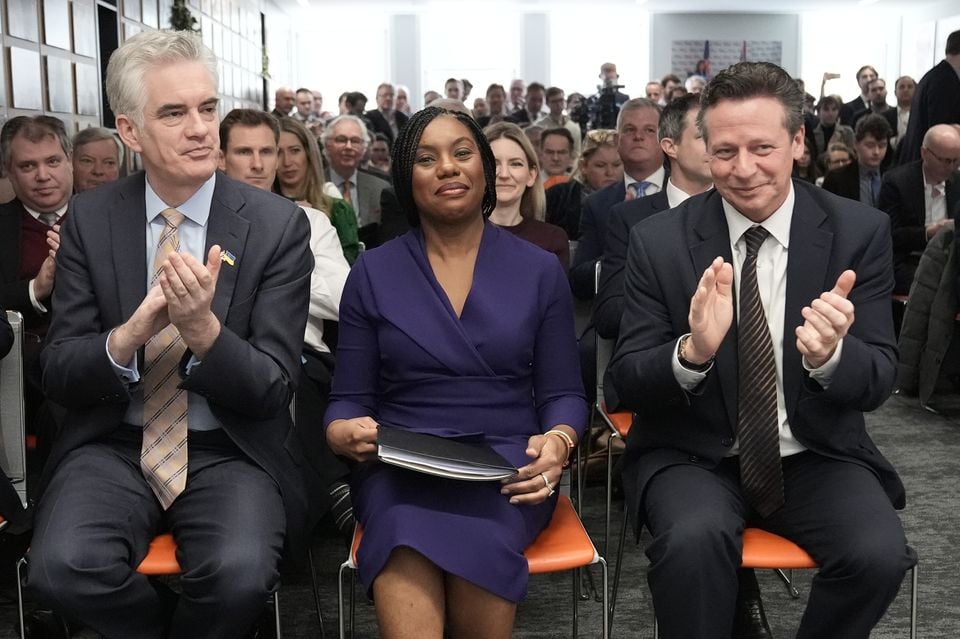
[{"xmin": 40, "ymin": 171, "xmax": 320, "ymax": 558}]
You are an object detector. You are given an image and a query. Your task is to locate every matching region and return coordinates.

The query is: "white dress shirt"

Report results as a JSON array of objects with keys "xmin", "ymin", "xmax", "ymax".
[
  {"xmin": 671, "ymin": 184, "xmax": 843, "ymax": 457},
  {"xmin": 923, "ymin": 174, "xmax": 948, "ymax": 226},
  {"xmin": 301, "ymin": 205, "xmax": 349, "ymax": 354},
  {"xmin": 625, "ymin": 166, "xmax": 666, "ymax": 198}
]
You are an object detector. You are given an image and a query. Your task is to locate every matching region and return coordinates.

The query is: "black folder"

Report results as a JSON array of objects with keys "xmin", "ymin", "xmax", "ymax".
[{"xmin": 377, "ymin": 426, "xmax": 518, "ymax": 481}]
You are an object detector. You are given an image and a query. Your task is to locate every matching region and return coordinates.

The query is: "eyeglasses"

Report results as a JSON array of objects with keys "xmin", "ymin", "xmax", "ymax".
[
  {"xmin": 924, "ymin": 146, "xmax": 960, "ymax": 166},
  {"xmin": 332, "ymin": 136, "xmax": 365, "ymax": 148},
  {"xmin": 543, "ymin": 149, "xmax": 571, "ymax": 157}
]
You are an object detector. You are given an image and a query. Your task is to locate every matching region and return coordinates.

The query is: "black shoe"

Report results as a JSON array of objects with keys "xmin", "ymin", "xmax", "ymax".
[{"xmin": 732, "ymin": 589, "xmax": 773, "ymax": 639}]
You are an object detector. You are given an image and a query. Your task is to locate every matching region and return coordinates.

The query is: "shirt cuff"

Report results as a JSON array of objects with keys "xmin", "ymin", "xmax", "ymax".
[
  {"xmin": 106, "ymin": 328, "xmax": 140, "ymax": 384},
  {"xmin": 28, "ymin": 279, "xmax": 48, "ymax": 314},
  {"xmin": 671, "ymin": 334, "xmax": 712, "ymax": 390},
  {"xmin": 803, "ymin": 338, "xmax": 844, "ymax": 388}
]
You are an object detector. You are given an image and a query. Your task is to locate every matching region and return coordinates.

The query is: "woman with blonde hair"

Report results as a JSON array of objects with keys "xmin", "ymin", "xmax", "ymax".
[
  {"xmin": 276, "ymin": 117, "xmax": 361, "ymax": 263},
  {"xmin": 484, "ymin": 122, "xmax": 570, "ymax": 268},
  {"xmin": 544, "ymin": 128, "xmax": 623, "ymax": 239}
]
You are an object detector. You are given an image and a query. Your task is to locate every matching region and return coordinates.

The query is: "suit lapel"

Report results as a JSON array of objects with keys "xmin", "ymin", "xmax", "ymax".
[
  {"xmin": 946, "ymin": 172, "xmax": 960, "ymax": 219},
  {"xmin": 688, "ymin": 191, "xmax": 738, "ymax": 429},
  {"xmin": 782, "ymin": 185, "xmax": 832, "ymax": 417},
  {"xmin": 907, "ymin": 162, "xmax": 926, "ymax": 226},
  {"xmin": 110, "ymin": 176, "xmax": 148, "ymax": 322},
  {"xmin": 206, "ymin": 174, "xmax": 248, "ymax": 321}
]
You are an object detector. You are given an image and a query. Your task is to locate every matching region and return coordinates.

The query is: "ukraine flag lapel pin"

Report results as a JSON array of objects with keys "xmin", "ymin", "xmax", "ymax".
[{"xmin": 220, "ymin": 249, "xmax": 236, "ymax": 266}]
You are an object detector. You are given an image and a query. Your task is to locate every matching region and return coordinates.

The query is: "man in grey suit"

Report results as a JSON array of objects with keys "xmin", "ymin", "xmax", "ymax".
[
  {"xmin": 26, "ymin": 30, "xmax": 317, "ymax": 638},
  {"xmin": 322, "ymin": 114, "xmax": 404, "ymax": 248}
]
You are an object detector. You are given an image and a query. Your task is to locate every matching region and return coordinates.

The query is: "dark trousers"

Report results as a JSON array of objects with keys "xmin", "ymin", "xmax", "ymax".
[
  {"xmin": 641, "ymin": 452, "xmax": 916, "ymax": 639},
  {"xmin": 26, "ymin": 427, "xmax": 286, "ymax": 639}
]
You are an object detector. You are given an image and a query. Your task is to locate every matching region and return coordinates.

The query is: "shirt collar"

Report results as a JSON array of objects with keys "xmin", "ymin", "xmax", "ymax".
[
  {"xmin": 665, "ymin": 177, "xmax": 711, "ymax": 209},
  {"xmin": 144, "ymin": 173, "xmax": 215, "ymax": 226},
  {"xmin": 23, "ymin": 201, "xmax": 68, "ymax": 221},
  {"xmin": 625, "ymin": 165, "xmax": 665, "ymax": 190},
  {"xmin": 722, "ymin": 181, "xmax": 794, "ymax": 251}
]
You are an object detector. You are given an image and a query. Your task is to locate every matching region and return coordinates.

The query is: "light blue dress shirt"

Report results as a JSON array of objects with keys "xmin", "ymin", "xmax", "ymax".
[{"xmin": 111, "ymin": 174, "xmax": 222, "ymax": 430}]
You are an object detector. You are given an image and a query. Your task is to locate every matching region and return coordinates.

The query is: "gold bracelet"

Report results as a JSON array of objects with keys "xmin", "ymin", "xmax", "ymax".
[{"xmin": 545, "ymin": 429, "xmax": 576, "ymax": 466}]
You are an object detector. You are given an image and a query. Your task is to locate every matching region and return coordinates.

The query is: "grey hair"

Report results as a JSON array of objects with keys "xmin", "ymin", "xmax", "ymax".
[
  {"xmin": 320, "ymin": 114, "xmax": 370, "ymax": 152},
  {"xmin": 106, "ymin": 30, "xmax": 218, "ymax": 129},
  {"xmin": 616, "ymin": 98, "xmax": 662, "ymax": 132},
  {"xmin": 1, "ymin": 116, "xmax": 72, "ymax": 169},
  {"xmin": 72, "ymin": 127, "xmax": 124, "ymax": 165}
]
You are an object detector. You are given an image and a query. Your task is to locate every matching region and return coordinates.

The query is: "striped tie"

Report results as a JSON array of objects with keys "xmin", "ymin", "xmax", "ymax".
[
  {"xmin": 141, "ymin": 208, "xmax": 189, "ymax": 509},
  {"xmin": 736, "ymin": 225, "xmax": 784, "ymax": 518}
]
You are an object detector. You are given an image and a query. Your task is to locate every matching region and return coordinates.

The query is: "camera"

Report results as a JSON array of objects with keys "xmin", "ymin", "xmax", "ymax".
[{"xmin": 586, "ymin": 82, "xmax": 625, "ymax": 130}]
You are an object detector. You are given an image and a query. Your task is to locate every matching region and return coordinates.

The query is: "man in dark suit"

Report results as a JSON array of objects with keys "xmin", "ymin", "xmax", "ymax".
[
  {"xmin": 898, "ymin": 30, "xmax": 960, "ymax": 165},
  {"xmin": 569, "ymin": 97, "xmax": 666, "ymax": 300},
  {"xmin": 270, "ymin": 85, "xmax": 295, "ymax": 119},
  {"xmin": 609, "ymin": 61, "xmax": 915, "ymax": 639},
  {"xmin": 505, "ymin": 82, "xmax": 546, "ymax": 127},
  {"xmin": 25, "ymin": 31, "xmax": 319, "ymax": 638},
  {"xmin": 0, "ymin": 115, "xmax": 73, "ymax": 458},
  {"xmin": 839, "ymin": 64, "xmax": 877, "ymax": 126},
  {"xmin": 884, "ymin": 76, "xmax": 915, "ymax": 153},
  {"xmin": 365, "ymin": 82, "xmax": 409, "ymax": 146},
  {"xmin": 822, "ymin": 114, "xmax": 892, "ymax": 205},
  {"xmin": 878, "ymin": 124, "xmax": 960, "ymax": 294},
  {"xmin": 322, "ymin": 114, "xmax": 406, "ymax": 248}
]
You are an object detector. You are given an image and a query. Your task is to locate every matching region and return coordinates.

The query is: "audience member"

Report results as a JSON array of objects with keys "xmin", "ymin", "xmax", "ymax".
[
  {"xmin": 822, "ymin": 113, "xmax": 892, "ymax": 206},
  {"xmin": 366, "ymin": 82, "xmax": 409, "ymax": 146},
  {"xmin": 684, "ymin": 74, "xmax": 707, "ymax": 94},
  {"xmin": 569, "ymin": 97, "xmax": 665, "ymax": 301},
  {"xmin": 292, "ymin": 87, "xmax": 323, "ymax": 136},
  {"xmin": 313, "ymin": 90, "xmax": 334, "ymax": 122},
  {"xmin": 898, "ymin": 30, "xmax": 960, "ymax": 165},
  {"xmin": 423, "ymin": 89, "xmax": 441, "ymax": 106},
  {"xmin": 824, "ymin": 141, "xmax": 855, "ymax": 173},
  {"xmin": 609, "ymin": 60, "xmax": 915, "ymax": 639},
  {"xmin": 795, "ymin": 137, "xmax": 820, "ymax": 185},
  {"xmin": 540, "ymin": 128, "xmax": 575, "ymax": 183},
  {"xmin": 394, "ymin": 84, "xmax": 412, "ymax": 115},
  {"xmin": 426, "ymin": 97, "xmax": 472, "ymax": 116},
  {"xmin": 218, "ymin": 108, "xmax": 354, "ymax": 535},
  {"xmin": 472, "ymin": 97, "xmax": 489, "ymax": 119},
  {"xmin": 368, "ymin": 132, "xmax": 392, "ymax": 174},
  {"xmin": 325, "ymin": 106, "xmax": 586, "ymax": 637},
  {"xmin": 461, "ymin": 78, "xmax": 473, "ymax": 102},
  {"xmin": 852, "ymin": 77, "xmax": 890, "ymax": 129},
  {"xmin": 72, "ymin": 127, "xmax": 122, "ymax": 193},
  {"xmin": 485, "ymin": 122, "xmax": 570, "ymax": 268},
  {"xmin": 586, "ymin": 63, "xmax": 631, "ymax": 128},
  {"xmin": 661, "ymin": 73, "xmax": 682, "ymax": 98},
  {"xmin": 878, "ymin": 124, "xmax": 960, "ymax": 294},
  {"xmin": 669, "ymin": 85, "xmax": 688, "ymax": 101},
  {"xmin": 344, "ymin": 91, "xmax": 368, "ymax": 118},
  {"xmin": 807, "ymin": 95, "xmax": 855, "ymax": 165},
  {"xmin": 337, "ymin": 91, "xmax": 350, "ymax": 116},
  {"xmin": 444, "ymin": 77, "xmax": 464, "ymax": 102},
  {"xmin": 26, "ymin": 31, "xmax": 319, "ymax": 638},
  {"xmin": 544, "ymin": 128, "xmax": 621, "ymax": 240},
  {"xmin": 477, "ymin": 83, "xmax": 507, "ymax": 127},
  {"xmin": 885, "ymin": 76, "xmax": 915, "ymax": 150},
  {"xmin": 840, "ymin": 64, "xmax": 878, "ymax": 125},
  {"xmin": 535, "ymin": 86, "xmax": 583, "ymax": 159},
  {"xmin": 0, "ymin": 115, "xmax": 72, "ymax": 458},
  {"xmin": 271, "ymin": 85, "xmax": 295, "ymax": 118},
  {"xmin": 509, "ymin": 78, "xmax": 526, "ymax": 113},
  {"xmin": 278, "ymin": 117, "xmax": 361, "ymax": 263},
  {"xmin": 507, "ymin": 82, "xmax": 546, "ymax": 126},
  {"xmin": 322, "ymin": 114, "xmax": 404, "ymax": 249},
  {"xmin": 645, "ymin": 81, "xmax": 664, "ymax": 105}
]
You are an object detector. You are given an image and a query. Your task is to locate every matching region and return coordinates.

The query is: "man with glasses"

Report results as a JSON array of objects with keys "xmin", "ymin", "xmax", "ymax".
[
  {"xmin": 321, "ymin": 114, "xmax": 402, "ymax": 248},
  {"xmin": 878, "ymin": 123, "xmax": 960, "ymax": 294},
  {"xmin": 366, "ymin": 82, "xmax": 408, "ymax": 146},
  {"xmin": 536, "ymin": 86, "xmax": 582, "ymax": 159}
]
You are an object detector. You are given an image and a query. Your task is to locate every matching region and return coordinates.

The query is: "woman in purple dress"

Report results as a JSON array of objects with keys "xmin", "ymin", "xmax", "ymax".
[{"xmin": 324, "ymin": 107, "xmax": 587, "ymax": 638}]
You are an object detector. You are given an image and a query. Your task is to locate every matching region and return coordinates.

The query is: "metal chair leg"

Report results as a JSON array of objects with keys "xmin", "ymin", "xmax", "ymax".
[
  {"xmin": 773, "ymin": 567, "xmax": 800, "ymax": 598},
  {"xmin": 910, "ymin": 563, "xmax": 918, "ymax": 639},
  {"xmin": 272, "ymin": 591, "xmax": 282, "ymax": 638},
  {"xmin": 609, "ymin": 511, "xmax": 629, "ymax": 636},
  {"xmin": 307, "ymin": 547, "xmax": 326, "ymax": 637},
  {"xmin": 16, "ymin": 557, "xmax": 26, "ymax": 639},
  {"xmin": 337, "ymin": 563, "xmax": 348, "ymax": 639},
  {"xmin": 571, "ymin": 567, "xmax": 578, "ymax": 639}
]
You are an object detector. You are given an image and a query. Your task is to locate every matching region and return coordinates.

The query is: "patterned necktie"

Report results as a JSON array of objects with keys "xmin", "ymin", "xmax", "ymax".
[
  {"xmin": 626, "ymin": 180, "xmax": 653, "ymax": 201},
  {"xmin": 737, "ymin": 225, "xmax": 784, "ymax": 518},
  {"xmin": 341, "ymin": 179, "xmax": 353, "ymax": 206},
  {"xmin": 141, "ymin": 208, "xmax": 189, "ymax": 509}
]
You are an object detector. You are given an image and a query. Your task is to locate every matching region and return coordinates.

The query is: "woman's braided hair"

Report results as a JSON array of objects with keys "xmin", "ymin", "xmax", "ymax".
[{"xmin": 391, "ymin": 107, "xmax": 498, "ymax": 227}]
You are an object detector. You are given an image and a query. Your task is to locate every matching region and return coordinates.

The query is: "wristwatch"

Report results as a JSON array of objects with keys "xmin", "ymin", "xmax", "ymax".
[{"xmin": 678, "ymin": 335, "xmax": 714, "ymax": 373}]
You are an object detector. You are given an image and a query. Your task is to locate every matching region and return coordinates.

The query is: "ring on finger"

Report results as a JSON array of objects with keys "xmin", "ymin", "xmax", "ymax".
[{"xmin": 541, "ymin": 472, "xmax": 555, "ymax": 497}]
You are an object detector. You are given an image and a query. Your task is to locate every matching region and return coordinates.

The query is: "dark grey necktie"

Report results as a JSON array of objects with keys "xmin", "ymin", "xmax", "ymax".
[{"xmin": 737, "ymin": 226, "xmax": 784, "ymax": 518}]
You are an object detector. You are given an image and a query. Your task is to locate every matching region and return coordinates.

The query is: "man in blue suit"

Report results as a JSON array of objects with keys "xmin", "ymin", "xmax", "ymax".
[
  {"xmin": 27, "ymin": 30, "xmax": 317, "ymax": 638},
  {"xmin": 610, "ymin": 62, "xmax": 915, "ymax": 639}
]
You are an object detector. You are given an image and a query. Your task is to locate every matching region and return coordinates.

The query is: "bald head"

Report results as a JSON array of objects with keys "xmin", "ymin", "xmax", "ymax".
[
  {"xmin": 274, "ymin": 86, "xmax": 295, "ymax": 116},
  {"xmin": 921, "ymin": 124, "xmax": 960, "ymax": 184}
]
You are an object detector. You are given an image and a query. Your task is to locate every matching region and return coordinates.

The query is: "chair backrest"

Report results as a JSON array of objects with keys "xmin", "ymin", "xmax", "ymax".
[{"xmin": 0, "ymin": 312, "xmax": 27, "ymax": 508}]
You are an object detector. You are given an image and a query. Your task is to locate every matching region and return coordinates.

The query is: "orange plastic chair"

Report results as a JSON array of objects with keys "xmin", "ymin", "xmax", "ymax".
[
  {"xmin": 337, "ymin": 494, "xmax": 608, "ymax": 638},
  {"xmin": 543, "ymin": 175, "xmax": 571, "ymax": 191},
  {"xmin": 651, "ymin": 528, "xmax": 919, "ymax": 638},
  {"xmin": 16, "ymin": 533, "xmax": 283, "ymax": 639}
]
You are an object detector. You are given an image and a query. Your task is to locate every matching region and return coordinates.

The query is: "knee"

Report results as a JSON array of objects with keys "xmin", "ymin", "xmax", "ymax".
[
  {"xmin": 648, "ymin": 512, "xmax": 739, "ymax": 569},
  {"xmin": 825, "ymin": 526, "xmax": 912, "ymax": 587},
  {"xmin": 182, "ymin": 541, "xmax": 281, "ymax": 610},
  {"xmin": 26, "ymin": 541, "xmax": 124, "ymax": 611}
]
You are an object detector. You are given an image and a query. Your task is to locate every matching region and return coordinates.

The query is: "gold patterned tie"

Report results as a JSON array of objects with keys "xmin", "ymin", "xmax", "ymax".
[{"xmin": 141, "ymin": 208, "xmax": 189, "ymax": 509}]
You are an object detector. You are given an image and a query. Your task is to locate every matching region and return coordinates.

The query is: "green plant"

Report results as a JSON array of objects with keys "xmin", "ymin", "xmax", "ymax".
[{"xmin": 170, "ymin": 0, "xmax": 199, "ymax": 33}]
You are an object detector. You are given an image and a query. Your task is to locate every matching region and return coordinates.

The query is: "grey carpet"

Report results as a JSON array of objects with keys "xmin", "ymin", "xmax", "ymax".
[{"xmin": 0, "ymin": 390, "xmax": 954, "ymax": 638}]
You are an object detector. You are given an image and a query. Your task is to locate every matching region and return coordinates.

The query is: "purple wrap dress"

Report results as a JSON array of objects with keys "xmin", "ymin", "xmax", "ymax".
[{"xmin": 324, "ymin": 222, "xmax": 587, "ymax": 602}]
